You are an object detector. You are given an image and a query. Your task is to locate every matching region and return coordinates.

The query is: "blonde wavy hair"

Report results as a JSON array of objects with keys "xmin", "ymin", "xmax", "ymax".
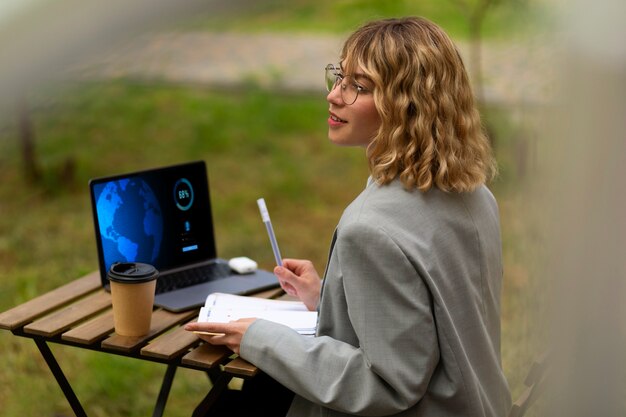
[{"xmin": 341, "ymin": 17, "xmax": 496, "ymax": 192}]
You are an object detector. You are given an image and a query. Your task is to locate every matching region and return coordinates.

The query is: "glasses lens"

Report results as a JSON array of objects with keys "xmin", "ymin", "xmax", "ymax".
[
  {"xmin": 341, "ymin": 76, "xmax": 358, "ymax": 105},
  {"xmin": 325, "ymin": 64, "xmax": 339, "ymax": 92},
  {"xmin": 325, "ymin": 64, "xmax": 359, "ymax": 105}
]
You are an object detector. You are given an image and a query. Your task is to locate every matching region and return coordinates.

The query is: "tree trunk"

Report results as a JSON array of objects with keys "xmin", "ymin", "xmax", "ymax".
[
  {"xmin": 468, "ymin": 15, "xmax": 485, "ymax": 105},
  {"xmin": 17, "ymin": 97, "xmax": 41, "ymax": 183}
]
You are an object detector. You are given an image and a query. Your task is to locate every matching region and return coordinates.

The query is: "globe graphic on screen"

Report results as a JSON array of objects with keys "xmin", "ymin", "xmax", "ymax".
[{"xmin": 96, "ymin": 178, "xmax": 163, "ymax": 267}]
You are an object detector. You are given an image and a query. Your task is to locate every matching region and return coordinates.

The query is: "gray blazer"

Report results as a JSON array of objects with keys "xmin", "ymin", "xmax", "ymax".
[{"xmin": 241, "ymin": 178, "xmax": 511, "ymax": 416}]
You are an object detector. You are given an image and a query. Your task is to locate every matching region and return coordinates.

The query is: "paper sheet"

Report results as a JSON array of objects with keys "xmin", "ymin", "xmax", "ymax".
[{"xmin": 198, "ymin": 293, "xmax": 317, "ymax": 335}]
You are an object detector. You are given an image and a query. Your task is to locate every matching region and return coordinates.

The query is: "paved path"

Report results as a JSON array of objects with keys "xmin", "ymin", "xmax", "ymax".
[{"xmin": 74, "ymin": 31, "xmax": 553, "ymax": 105}]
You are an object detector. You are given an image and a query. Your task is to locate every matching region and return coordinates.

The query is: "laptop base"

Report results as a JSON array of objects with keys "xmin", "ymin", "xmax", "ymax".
[{"xmin": 154, "ymin": 269, "xmax": 280, "ymax": 312}]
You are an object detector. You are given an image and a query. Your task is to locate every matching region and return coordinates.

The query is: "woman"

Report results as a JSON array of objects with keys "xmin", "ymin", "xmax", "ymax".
[{"xmin": 186, "ymin": 16, "xmax": 511, "ymax": 417}]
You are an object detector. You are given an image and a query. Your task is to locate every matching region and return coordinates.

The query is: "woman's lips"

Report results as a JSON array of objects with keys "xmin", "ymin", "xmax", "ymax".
[{"xmin": 328, "ymin": 112, "xmax": 347, "ymax": 127}]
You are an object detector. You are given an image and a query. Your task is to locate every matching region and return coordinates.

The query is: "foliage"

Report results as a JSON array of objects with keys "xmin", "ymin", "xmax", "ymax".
[{"xmin": 183, "ymin": 0, "xmax": 537, "ymax": 39}]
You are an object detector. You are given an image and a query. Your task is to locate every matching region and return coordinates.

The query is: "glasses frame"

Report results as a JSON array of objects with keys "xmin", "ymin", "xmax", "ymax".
[{"xmin": 325, "ymin": 63, "xmax": 367, "ymax": 105}]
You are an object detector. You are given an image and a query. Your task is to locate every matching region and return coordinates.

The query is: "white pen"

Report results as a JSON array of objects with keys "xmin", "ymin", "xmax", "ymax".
[{"xmin": 256, "ymin": 198, "xmax": 283, "ymax": 267}]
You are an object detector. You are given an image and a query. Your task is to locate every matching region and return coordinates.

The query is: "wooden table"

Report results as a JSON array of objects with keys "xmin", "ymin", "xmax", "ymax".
[{"xmin": 0, "ymin": 271, "xmax": 283, "ymax": 417}]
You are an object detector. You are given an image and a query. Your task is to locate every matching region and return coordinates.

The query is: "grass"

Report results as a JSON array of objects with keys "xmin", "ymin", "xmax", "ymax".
[
  {"xmin": 182, "ymin": 0, "xmax": 546, "ymax": 40},
  {"xmin": 0, "ymin": 82, "xmax": 544, "ymax": 416}
]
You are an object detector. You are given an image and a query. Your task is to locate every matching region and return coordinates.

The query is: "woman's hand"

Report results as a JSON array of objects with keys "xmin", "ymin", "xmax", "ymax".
[
  {"xmin": 184, "ymin": 318, "xmax": 256, "ymax": 355},
  {"xmin": 274, "ymin": 259, "xmax": 321, "ymax": 311}
]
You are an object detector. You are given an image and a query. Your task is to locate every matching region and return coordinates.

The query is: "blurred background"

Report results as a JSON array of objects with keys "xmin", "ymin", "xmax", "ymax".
[{"xmin": 2, "ymin": 0, "xmax": 622, "ymax": 416}]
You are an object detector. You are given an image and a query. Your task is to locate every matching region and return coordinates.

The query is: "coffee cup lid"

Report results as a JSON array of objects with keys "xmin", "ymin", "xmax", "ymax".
[{"xmin": 108, "ymin": 262, "xmax": 158, "ymax": 284}]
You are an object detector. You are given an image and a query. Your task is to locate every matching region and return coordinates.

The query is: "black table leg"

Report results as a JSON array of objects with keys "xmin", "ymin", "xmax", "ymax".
[
  {"xmin": 34, "ymin": 338, "xmax": 88, "ymax": 417},
  {"xmin": 191, "ymin": 372, "xmax": 233, "ymax": 417},
  {"xmin": 152, "ymin": 363, "xmax": 177, "ymax": 417}
]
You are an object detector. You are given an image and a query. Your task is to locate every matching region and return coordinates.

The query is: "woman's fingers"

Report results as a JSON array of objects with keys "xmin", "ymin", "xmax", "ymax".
[{"xmin": 184, "ymin": 319, "xmax": 255, "ymax": 355}]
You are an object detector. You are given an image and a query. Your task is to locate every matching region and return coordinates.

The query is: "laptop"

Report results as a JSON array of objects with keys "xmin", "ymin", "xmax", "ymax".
[{"xmin": 89, "ymin": 160, "xmax": 280, "ymax": 312}]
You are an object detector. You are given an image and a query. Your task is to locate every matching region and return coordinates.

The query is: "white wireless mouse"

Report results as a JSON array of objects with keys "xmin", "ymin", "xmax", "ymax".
[{"xmin": 228, "ymin": 257, "xmax": 258, "ymax": 274}]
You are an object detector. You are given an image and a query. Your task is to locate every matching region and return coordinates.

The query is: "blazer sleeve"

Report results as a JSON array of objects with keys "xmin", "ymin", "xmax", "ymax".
[{"xmin": 240, "ymin": 221, "xmax": 439, "ymax": 416}]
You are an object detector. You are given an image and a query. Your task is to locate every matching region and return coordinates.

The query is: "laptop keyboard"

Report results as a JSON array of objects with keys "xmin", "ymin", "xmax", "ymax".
[{"xmin": 155, "ymin": 262, "xmax": 232, "ymax": 294}]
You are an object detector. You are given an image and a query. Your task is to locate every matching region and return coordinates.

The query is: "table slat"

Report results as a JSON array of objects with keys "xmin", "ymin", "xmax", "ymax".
[
  {"xmin": 223, "ymin": 357, "xmax": 259, "ymax": 378},
  {"xmin": 140, "ymin": 319, "xmax": 200, "ymax": 360},
  {"xmin": 0, "ymin": 271, "xmax": 101, "ymax": 331},
  {"xmin": 23, "ymin": 291, "xmax": 112, "ymax": 337},
  {"xmin": 61, "ymin": 310, "xmax": 115, "ymax": 345},
  {"xmin": 101, "ymin": 309, "xmax": 196, "ymax": 353},
  {"xmin": 181, "ymin": 343, "xmax": 231, "ymax": 369}
]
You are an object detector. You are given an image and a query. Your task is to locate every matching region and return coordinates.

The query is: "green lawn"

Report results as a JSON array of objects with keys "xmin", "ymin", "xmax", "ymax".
[
  {"xmin": 183, "ymin": 0, "xmax": 545, "ymax": 39},
  {"xmin": 0, "ymin": 82, "xmax": 543, "ymax": 416}
]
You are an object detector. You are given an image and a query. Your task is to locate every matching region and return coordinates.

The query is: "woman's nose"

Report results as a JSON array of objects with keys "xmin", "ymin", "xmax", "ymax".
[{"xmin": 326, "ymin": 82, "xmax": 343, "ymax": 105}]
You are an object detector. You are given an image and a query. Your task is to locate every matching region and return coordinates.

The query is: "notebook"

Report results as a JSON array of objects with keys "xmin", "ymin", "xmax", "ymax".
[
  {"xmin": 88, "ymin": 161, "xmax": 279, "ymax": 312},
  {"xmin": 198, "ymin": 293, "xmax": 317, "ymax": 336}
]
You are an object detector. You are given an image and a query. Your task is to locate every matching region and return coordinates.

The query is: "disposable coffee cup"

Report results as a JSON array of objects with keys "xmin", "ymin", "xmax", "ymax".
[{"xmin": 108, "ymin": 262, "xmax": 158, "ymax": 337}]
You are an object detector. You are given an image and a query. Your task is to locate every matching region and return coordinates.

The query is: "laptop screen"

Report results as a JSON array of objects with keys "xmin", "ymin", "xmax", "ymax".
[{"xmin": 89, "ymin": 161, "xmax": 217, "ymax": 284}]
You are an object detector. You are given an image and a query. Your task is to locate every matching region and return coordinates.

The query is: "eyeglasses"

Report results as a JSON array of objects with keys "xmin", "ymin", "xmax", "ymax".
[{"xmin": 325, "ymin": 63, "xmax": 368, "ymax": 105}]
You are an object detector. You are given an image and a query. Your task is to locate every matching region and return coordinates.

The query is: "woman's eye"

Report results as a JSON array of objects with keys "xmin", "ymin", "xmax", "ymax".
[{"xmin": 351, "ymin": 82, "xmax": 366, "ymax": 93}]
